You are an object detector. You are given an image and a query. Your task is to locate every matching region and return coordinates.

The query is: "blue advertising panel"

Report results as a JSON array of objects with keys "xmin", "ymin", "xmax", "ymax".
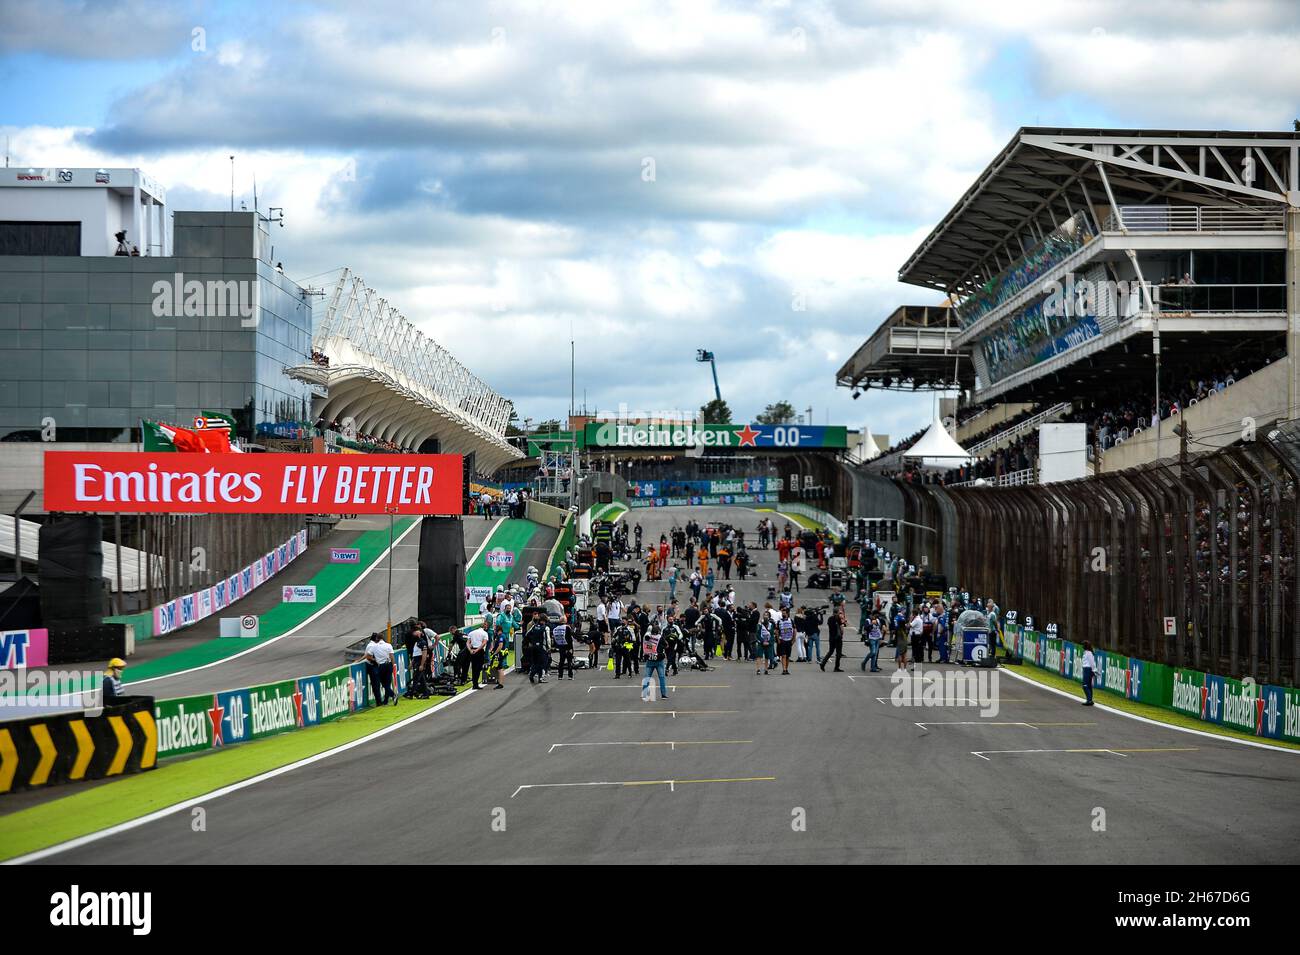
[{"xmin": 214, "ymin": 688, "xmax": 252, "ymax": 747}]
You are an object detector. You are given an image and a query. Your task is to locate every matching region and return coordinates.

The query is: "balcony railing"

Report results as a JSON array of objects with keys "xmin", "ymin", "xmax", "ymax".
[
  {"xmin": 1147, "ymin": 282, "xmax": 1285, "ymax": 314},
  {"xmin": 947, "ymin": 467, "xmax": 1037, "ymax": 489},
  {"xmin": 967, "ymin": 402, "xmax": 1071, "ymax": 456},
  {"xmin": 1105, "ymin": 205, "xmax": 1284, "ymax": 234}
]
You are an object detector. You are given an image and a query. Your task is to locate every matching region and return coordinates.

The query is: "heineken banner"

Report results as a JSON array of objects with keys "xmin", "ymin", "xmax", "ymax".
[
  {"xmin": 586, "ymin": 421, "xmax": 848, "ymax": 450},
  {"xmin": 153, "ymin": 650, "xmax": 419, "ymax": 761},
  {"xmin": 297, "ymin": 675, "xmax": 322, "ymax": 728},
  {"xmin": 1219, "ymin": 677, "xmax": 1257, "ymax": 734},
  {"xmin": 154, "ymin": 694, "xmax": 216, "ymax": 758},
  {"xmin": 1102, "ymin": 652, "xmax": 1129, "ymax": 695},
  {"xmin": 628, "ymin": 477, "xmax": 782, "ymax": 498},
  {"xmin": 1203, "ymin": 674, "xmax": 1226, "ymax": 724},
  {"xmin": 248, "ymin": 679, "xmax": 301, "ymax": 741},
  {"xmin": 214, "ymin": 688, "xmax": 252, "ymax": 747},
  {"xmin": 44, "ymin": 451, "xmax": 464, "ymax": 515},
  {"xmin": 318, "ymin": 665, "xmax": 356, "ymax": 723},
  {"xmin": 1172, "ymin": 669, "xmax": 1205, "ymax": 718},
  {"xmin": 629, "ymin": 493, "xmax": 771, "ymax": 508},
  {"xmin": 1004, "ymin": 610, "xmax": 1300, "ymax": 744}
]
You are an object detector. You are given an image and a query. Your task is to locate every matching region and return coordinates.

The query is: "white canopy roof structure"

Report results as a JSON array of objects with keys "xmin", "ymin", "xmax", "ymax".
[
  {"xmin": 902, "ymin": 413, "xmax": 972, "ymax": 469},
  {"xmin": 857, "ymin": 424, "xmax": 885, "ymax": 462}
]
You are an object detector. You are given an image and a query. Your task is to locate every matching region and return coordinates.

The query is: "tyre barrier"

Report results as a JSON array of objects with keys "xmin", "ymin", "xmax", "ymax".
[{"xmin": 0, "ymin": 697, "xmax": 157, "ymax": 794}]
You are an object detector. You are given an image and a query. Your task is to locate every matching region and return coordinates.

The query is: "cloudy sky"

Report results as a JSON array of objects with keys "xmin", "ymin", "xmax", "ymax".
[{"xmin": 4, "ymin": 0, "xmax": 1299, "ymax": 440}]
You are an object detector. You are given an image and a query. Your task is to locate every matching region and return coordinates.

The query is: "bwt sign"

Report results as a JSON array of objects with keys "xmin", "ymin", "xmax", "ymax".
[{"xmin": 44, "ymin": 452, "xmax": 464, "ymax": 515}]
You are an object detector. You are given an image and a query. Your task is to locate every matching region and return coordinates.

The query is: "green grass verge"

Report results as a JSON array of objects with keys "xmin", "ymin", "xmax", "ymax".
[
  {"xmin": 465, "ymin": 518, "xmax": 537, "ymax": 591},
  {"xmin": 756, "ymin": 507, "xmax": 824, "ymax": 532},
  {"xmin": 1004, "ymin": 662, "xmax": 1300, "ymax": 751},
  {"xmin": 0, "ymin": 663, "xmax": 511, "ymax": 861}
]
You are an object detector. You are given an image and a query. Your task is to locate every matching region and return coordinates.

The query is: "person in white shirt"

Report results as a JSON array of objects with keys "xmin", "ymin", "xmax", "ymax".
[
  {"xmin": 465, "ymin": 622, "xmax": 490, "ymax": 689},
  {"xmin": 364, "ymin": 632, "xmax": 397, "ymax": 706},
  {"xmin": 908, "ymin": 613, "xmax": 925, "ymax": 672},
  {"xmin": 608, "ymin": 597, "xmax": 623, "ymax": 627},
  {"xmin": 790, "ymin": 546, "xmax": 805, "ymax": 592},
  {"xmin": 1081, "ymin": 641, "xmax": 1097, "ymax": 706}
]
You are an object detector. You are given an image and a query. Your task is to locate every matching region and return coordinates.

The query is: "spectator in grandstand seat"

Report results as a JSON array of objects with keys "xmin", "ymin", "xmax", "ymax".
[{"xmin": 364, "ymin": 632, "xmax": 397, "ymax": 706}]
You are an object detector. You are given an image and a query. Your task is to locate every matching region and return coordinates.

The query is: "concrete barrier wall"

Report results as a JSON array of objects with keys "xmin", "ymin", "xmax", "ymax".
[{"xmin": 525, "ymin": 499, "xmax": 569, "ymax": 530}]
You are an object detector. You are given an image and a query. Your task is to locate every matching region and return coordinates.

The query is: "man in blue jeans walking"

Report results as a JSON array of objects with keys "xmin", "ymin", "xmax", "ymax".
[
  {"xmin": 860, "ymin": 617, "xmax": 883, "ymax": 672},
  {"xmin": 641, "ymin": 625, "xmax": 670, "ymax": 701}
]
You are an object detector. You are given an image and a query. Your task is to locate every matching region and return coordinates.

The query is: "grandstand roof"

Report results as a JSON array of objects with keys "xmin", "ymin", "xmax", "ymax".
[
  {"xmin": 835, "ymin": 304, "xmax": 973, "ymax": 392},
  {"xmin": 900, "ymin": 127, "xmax": 1300, "ymax": 294},
  {"xmin": 287, "ymin": 268, "xmax": 522, "ymax": 473}
]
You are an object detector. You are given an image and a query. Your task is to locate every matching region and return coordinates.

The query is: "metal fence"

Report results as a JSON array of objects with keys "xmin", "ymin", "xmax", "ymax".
[{"xmin": 883, "ymin": 420, "xmax": 1299, "ymax": 685}]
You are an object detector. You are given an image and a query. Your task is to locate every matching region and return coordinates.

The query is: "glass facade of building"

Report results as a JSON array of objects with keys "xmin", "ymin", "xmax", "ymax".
[{"xmin": 0, "ymin": 212, "xmax": 314, "ymax": 443}]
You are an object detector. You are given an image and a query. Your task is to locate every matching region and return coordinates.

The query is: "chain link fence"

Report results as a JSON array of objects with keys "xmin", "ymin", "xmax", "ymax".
[{"xmin": 867, "ymin": 420, "xmax": 1299, "ymax": 685}]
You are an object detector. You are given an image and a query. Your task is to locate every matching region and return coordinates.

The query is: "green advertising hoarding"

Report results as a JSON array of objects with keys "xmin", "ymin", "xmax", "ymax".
[
  {"xmin": 1219, "ymin": 677, "xmax": 1258, "ymax": 734},
  {"xmin": 1172, "ymin": 668, "xmax": 1205, "ymax": 717},
  {"xmin": 584, "ymin": 421, "xmax": 848, "ymax": 450},
  {"xmin": 318, "ymin": 665, "xmax": 355, "ymax": 723},
  {"xmin": 248, "ymin": 679, "xmax": 301, "ymax": 741}
]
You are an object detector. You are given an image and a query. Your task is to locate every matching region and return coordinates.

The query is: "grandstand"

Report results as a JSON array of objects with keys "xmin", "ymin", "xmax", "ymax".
[
  {"xmin": 285, "ymin": 268, "xmax": 521, "ymax": 473},
  {"xmin": 852, "ymin": 127, "xmax": 1299, "ymax": 482}
]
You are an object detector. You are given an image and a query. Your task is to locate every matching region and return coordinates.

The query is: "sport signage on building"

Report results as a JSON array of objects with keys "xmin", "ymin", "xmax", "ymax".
[
  {"xmin": 44, "ymin": 452, "xmax": 464, "ymax": 515},
  {"xmin": 585, "ymin": 422, "xmax": 847, "ymax": 450}
]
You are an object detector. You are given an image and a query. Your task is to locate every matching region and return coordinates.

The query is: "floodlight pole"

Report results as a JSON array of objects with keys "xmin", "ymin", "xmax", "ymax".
[{"xmin": 386, "ymin": 507, "xmax": 396, "ymax": 642}]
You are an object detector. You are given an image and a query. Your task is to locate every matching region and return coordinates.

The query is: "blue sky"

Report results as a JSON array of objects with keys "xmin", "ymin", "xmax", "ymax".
[{"xmin": 4, "ymin": 0, "xmax": 1299, "ymax": 440}]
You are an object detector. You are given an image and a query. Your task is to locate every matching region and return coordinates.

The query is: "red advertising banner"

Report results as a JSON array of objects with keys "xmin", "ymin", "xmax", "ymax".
[{"xmin": 44, "ymin": 452, "xmax": 464, "ymax": 515}]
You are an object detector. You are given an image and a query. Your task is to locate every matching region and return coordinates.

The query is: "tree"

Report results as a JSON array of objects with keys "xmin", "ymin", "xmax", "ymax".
[
  {"xmin": 699, "ymin": 398, "xmax": 732, "ymax": 424},
  {"xmin": 534, "ymin": 418, "xmax": 563, "ymax": 434},
  {"xmin": 756, "ymin": 400, "xmax": 797, "ymax": 424},
  {"xmin": 505, "ymin": 410, "xmax": 525, "ymax": 437}
]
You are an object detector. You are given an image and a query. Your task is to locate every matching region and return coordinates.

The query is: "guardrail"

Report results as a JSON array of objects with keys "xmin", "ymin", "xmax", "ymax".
[
  {"xmin": 966, "ymin": 403, "xmax": 1070, "ymax": 456},
  {"xmin": 946, "ymin": 467, "xmax": 1036, "ymax": 489},
  {"xmin": 1105, "ymin": 205, "xmax": 1285, "ymax": 233},
  {"xmin": 776, "ymin": 502, "xmax": 847, "ymax": 538}
]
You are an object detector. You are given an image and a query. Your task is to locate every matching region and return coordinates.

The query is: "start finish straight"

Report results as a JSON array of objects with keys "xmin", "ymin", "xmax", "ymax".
[{"xmin": 281, "ymin": 464, "xmax": 436, "ymax": 506}]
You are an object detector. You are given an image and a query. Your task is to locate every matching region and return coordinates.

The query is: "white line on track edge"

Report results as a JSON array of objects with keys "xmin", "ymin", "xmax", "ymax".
[
  {"xmin": 997, "ymin": 665, "xmax": 1300, "ymax": 756},
  {"xmin": 4, "ymin": 681, "xmax": 482, "ymax": 864}
]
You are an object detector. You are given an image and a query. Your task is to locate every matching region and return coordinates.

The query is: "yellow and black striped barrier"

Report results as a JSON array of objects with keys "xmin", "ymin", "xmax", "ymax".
[{"xmin": 0, "ymin": 697, "xmax": 156, "ymax": 794}]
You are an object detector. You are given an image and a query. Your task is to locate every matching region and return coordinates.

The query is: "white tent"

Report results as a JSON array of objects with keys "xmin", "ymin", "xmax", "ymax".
[
  {"xmin": 902, "ymin": 413, "xmax": 972, "ymax": 470},
  {"xmin": 856, "ymin": 423, "xmax": 885, "ymax": 462}
]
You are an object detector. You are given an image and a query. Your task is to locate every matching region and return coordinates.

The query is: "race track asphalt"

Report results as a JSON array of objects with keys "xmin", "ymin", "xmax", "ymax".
[{"xmin": 39, "ymin": 506, "xmax": 1300, "ymax": 864}]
